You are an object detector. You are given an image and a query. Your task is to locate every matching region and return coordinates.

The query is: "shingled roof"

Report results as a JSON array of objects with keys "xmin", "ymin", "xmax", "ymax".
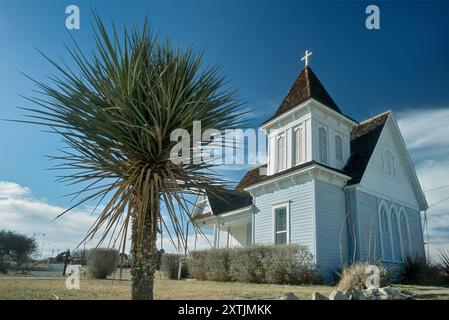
[
  {"xmin": 236, "ymin": 160, "xmax": 349, "ymax": 191},
  {"xmin": 205, "ymin": 188, "xmax": 253, "ymax": 215},
  {"xmin": 262, "ymin": 66, "xmax": 343, "ymax": 126},
  {"xmin": 344, "ymin": 112, "xmax": 390, "ymax": 185}
]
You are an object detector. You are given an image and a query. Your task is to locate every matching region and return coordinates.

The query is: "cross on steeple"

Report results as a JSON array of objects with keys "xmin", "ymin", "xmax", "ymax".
[{"xmin": 301, "ymin": 50, "xmax": 313, "ymax": 67}]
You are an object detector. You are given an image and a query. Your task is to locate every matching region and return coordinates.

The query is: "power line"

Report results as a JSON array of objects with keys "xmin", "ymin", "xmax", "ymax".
[
  {"xmin": 429, "ymin": 195, "xmax": 449, "ymax": 209},
  {"xmin": 425, "ymin": 184, "xmax": 449, "ymax": 193}
]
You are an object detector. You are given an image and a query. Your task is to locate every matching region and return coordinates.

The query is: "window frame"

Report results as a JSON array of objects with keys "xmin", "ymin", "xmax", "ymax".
[
  {"xmin": 399, "ymin": 208, "xmax": 412, "ymax": 261},
  {"xmin": 294, "ymin": 125, "xmax": 304, "ymax": 165},
  {"xmin": 383, "ymin": 148, "xmax": 396, "ymax": 176},
  {"xmin": 277, "ymin": 133, "xmax": 286, "ymax": 172},
  {"xmin": 389, "ymin": 205, "xmax": 402, "ymax": 262},
  {"xmin": 318, "ymin": 126, "xmax": 328, "ymax": 165},
  {"xmin": 272, "ymin": 202, "xmax": 290, "ymax": 245},
  {"xmin": 379, "ymin": 201, "xmax": 413, "ymax": 263},
  {"xmin": 335, "ymin": 134, "xmax": 343, "ymax": 162},
  {"xmin": 379, "ymin": 201, "xmax": 393, "ymax": 262}
]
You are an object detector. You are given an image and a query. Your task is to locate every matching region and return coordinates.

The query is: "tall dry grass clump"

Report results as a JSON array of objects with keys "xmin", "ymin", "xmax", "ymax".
[{"xmin": 337, "ymin": 262, "xmax": 389, "ymax": 291}]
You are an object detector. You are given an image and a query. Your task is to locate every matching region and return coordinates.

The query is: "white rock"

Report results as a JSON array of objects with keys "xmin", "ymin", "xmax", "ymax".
[
  {"xmin": 312, "ymin": 292, "xmax": 329, "ymax": 300},
  {"xmin": 364, "ymin": 287, "xmax": 381, "ymax": 300},
  {"xmin": 280, "ymin": 292, "xmax": 300, "ymax": 300},
  {"xmin": 329, "ymin": 290, "xmax": 347, "ymax": 300},
  {"xmin": 343, "ymin": 287, "xmax": 366, "ymax": 300}
]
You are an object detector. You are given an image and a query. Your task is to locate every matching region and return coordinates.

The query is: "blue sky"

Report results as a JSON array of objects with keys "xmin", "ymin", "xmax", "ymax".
[{"xmin": 0, "ymin": 0, "xmax": 448, "ymax": 255}]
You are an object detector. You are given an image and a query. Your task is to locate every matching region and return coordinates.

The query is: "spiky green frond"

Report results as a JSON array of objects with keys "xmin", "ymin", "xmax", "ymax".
[{"xmin": 20, "ymin": 14, "xmax": 246, "ymax": 252}]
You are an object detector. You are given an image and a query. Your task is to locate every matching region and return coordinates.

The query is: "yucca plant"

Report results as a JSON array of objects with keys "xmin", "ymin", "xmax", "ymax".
[
  {"xmin": 19, "ymin": 14, "xmax": 244, "ymax": 299},
  {"xmin": 436, "ymin": 250, "xmax": 449, "ymax": 282},
  {"xmin": 401, "ymin": 254, "xmax": 428, "ymax": 284}
]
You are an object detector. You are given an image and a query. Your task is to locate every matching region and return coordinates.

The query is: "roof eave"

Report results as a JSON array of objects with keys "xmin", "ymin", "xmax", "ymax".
[
  {"xmin": 260, "ymin": 98, "xmax": 358, "ymax": 131},
  {"xmin": 244, "ymin": 163, "xmax": 351, "ymax": 191}
]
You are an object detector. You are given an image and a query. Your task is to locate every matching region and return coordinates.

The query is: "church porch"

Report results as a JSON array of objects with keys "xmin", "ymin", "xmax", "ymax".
[{"xmin": 194, "ymin": 206, "xmax": 252, "ymax": 249}]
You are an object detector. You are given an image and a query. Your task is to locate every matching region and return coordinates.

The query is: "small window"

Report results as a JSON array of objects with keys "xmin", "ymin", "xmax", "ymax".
[
  {"xmin": 294, "ymin": 126, "xmax": 304, "ymax": 165},
  {"xmin": 390, "ymin": 207, "xmax": 402, "ymax": 262},
  {"xmin": 277, "ymin": 135, "xmax": 286, "ymax": 171},
  {"xmin": 318, "ymin": 127, "xmax": 328, "ymax": 164},
  {"xmin": 335, "ymin": 135, "xmax": 343, "ymax": 161},
  {"xmin": 274, "ymin": 207, "xmax": 288, "ymax": 244}
]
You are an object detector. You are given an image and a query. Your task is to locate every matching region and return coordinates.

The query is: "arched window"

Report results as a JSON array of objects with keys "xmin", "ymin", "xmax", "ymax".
[
  {"xmin": 390, "ymin": 206, "xmax": 402, "ymax": 261},
  {"xmin": 383, "ymin": 149, "xmax": 396, "ymax": 176},
  {"xmin": 335, "ymin": 135, "xmax": 343, "ymax": 162},
  {"xmin": 294, "ymin": 126, "xmax": 304, "ymax": 165},
  {"xmin": 399, "ymin": 209, "xmax": 411, "ymax": 259},
  {"xmin": 379, "ymin": 203, "xmax": 392, "ymax": 261},
  {"xmin": 318, "ymin": 127, "xmax": 328, "ymax": 164},
  {"xmin": 277, "ymin": 134, "xmax": 285, "ymax": 172}
]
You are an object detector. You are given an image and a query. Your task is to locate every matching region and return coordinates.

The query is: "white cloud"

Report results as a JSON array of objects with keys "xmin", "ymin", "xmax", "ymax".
[
  {"xmin": 398, "ymin": 108, "xmax": 449, "ymax": 154},
  {"xmin": 0, "ymin": 187, "xmax": 99, "ymax": 256},
  {"xmin": 0, "ymin": 181, "xmax": 31, "ymax": 198},
  {"xmin": 398, "ymin": 108, "xmax": 449, "ymax": 252},
  {"xmin": 0, "ymin": 180, "xmax": 212, "ymax": 257}
]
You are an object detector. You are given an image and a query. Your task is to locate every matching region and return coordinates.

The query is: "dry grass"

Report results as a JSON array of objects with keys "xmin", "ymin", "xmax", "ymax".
[
  {"xmin": 0, "ymin": 276, "xmax": 334, "ymax": 300},
  {"xmin": 1, "ymin": 272, "xmax": 448, "ymax": 300},
  {"xmin": 337, "ymin": 263, "xmax": 389, "ymax": 291}
]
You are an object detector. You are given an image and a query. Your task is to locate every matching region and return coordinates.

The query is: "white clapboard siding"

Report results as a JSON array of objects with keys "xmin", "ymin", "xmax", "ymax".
[
  {"xmin": 314, "ymin": 180, "xmax": 349, "ymax": 271},
  {"xmin": 253, "ymin": 179, "xmax": 316, "ymax": 259}
]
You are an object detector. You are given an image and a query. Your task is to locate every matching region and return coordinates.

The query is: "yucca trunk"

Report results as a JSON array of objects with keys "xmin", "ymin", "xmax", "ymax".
[{"xmin": 130, "ymin": 197, "xmax": 159, "ymax": 300}]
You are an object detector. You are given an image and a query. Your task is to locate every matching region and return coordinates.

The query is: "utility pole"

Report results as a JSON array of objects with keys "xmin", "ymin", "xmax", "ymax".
[{"xmin": 62, "ymin": 249, "xmax": 70, "ymax": 276}]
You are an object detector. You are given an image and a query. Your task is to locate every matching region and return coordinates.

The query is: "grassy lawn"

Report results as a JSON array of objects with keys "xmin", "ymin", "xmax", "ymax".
[
  {"xmin": 1, "ymin": 275, "xmax": 449, "ymax": 300},
  {"xmin": 0, "ymin": 276, "xmax": 335, "ymax": 300}
]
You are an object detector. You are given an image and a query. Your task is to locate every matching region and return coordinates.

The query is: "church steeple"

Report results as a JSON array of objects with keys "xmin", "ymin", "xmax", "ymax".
[
  {"xmin": 261, "ymin": 54, "xmax": 357, "ymax": 176},
  {"xmin": 275, "ymin": 66, "xmax": 341, "ymax": 118}
]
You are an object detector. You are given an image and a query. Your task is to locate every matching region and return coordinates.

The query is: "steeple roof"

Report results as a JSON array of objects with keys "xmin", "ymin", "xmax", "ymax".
[
  {"xmin": 262, "ymin": 66, "xmax": 348, "ymax": 126},
  {"xmin": 277, "ymin": 66, "xmax": 341, "ymax": 115}
]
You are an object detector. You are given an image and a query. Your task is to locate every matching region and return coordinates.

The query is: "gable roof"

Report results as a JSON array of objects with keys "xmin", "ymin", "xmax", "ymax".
[
  {"xmin": 344, "ymin": 112, "xmax": 390, "ymax": 185},
  {"xmin": 205, "ymin": 188, "xmax": 253, "ymax": 215},
  {"xmin": 261, "ymin": 66, "xmax": 345, "ymax": 126}
]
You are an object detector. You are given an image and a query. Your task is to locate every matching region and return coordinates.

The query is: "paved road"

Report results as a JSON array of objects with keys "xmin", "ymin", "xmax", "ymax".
[{"xmin": 30, "ymin": 263, "xmax": 64, "ymax": 277}]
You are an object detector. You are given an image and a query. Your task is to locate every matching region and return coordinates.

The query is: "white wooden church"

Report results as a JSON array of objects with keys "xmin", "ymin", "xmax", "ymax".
[{"xmin": 192, "ymin": 52, "xmax": 427, "ymax": 278}]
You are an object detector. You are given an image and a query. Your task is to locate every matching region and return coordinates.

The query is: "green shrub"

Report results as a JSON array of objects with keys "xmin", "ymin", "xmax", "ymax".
[
  {"xmin": 161, "ymin": 253, "xmax": 189, "ymax": 279},
  {"xmin": 436, "ymin": 250, "xmax": 449, "ymax": 284},
  {"xmin": 87, "ymin": 248, "xmax": 119, "ymax": 279},
  {"xmin": 205, "ymin": 249, "xmax": 231, "ymax": 282},
  {"xmin": 393, "ymin": 254, "xmax": 447, "ymax": 285},
  {"xmin": 337, "ymin": 262, "xmax": 389, "ymax": 290},
  {"xmin": 229, "ymin": 246, "xmax": 270, "ymax": 283},
  {"xmin": 189, "ymin": 251, "xmax": 209, "ymax": 281},
  {"xmin": 0, "ymin": 261, "xmax": 8, "ymax": 274},
  {"xmin": 263, "ymin": 244, "xmax": 316, "ymax": 285},
  {"xmin": 401, "ymin": 254, "xmax": 428, "ymax": 284},
  {"xmin": 190, "ymin": 244, "xmax": 317, "ymax": 285}
]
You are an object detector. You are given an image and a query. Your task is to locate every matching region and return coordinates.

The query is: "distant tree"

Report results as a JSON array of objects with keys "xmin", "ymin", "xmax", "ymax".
[
  {"xmin": 55, "ymin": 251, "xmax": 66, "ymax": 263},
  {"xmin": 71, "ymin": 248, "xmax": 87, "ymax": 265},
  {"xmin": 0, "ymin": 244, "xmax": 8, "ymax": 274},
  {"xmin": 0, "ymin": 230, "xmax": 38, "ymax": 271}
]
